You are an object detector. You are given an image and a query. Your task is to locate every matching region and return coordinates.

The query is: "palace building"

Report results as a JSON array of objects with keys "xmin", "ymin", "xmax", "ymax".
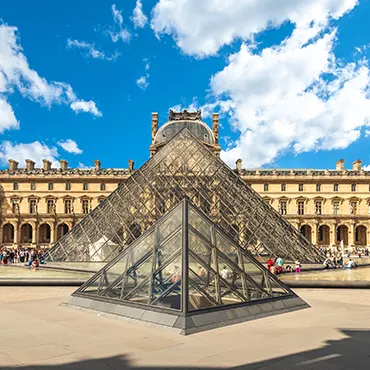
[{"xmin": 0, "ymin": 110, "xmax": 369, "ymax": 251}]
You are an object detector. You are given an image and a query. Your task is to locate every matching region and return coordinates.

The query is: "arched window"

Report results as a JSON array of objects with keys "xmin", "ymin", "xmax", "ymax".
[{"xmin": 13, "ymin": 182, "xmax": 18, "ymax": 191}]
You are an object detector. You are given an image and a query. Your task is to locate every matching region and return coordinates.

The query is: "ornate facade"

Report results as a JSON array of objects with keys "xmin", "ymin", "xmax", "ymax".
[{"xmin": 0, "ymin": 110, "xmax": 368, "ymax": 251}]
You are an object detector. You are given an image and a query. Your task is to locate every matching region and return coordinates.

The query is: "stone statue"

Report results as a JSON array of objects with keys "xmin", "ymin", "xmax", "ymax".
[{"xmin": 168, "ymin": 109, "xmax": 202, "ymax": 121}]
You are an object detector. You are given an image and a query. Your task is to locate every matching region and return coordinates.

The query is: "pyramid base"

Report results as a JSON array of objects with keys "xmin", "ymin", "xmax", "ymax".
[{"xmin": 62, "ymin": 294, "xmax": 309, "ymax": 335}]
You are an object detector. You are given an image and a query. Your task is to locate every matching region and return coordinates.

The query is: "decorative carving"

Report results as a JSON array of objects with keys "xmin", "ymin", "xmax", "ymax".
[{"xmin": 168, "ymin": 109, "xmax": 202, "ymax": 121}]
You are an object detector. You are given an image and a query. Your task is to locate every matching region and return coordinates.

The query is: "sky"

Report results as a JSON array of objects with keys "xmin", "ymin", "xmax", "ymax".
[{"xmin": 1, "ymin": 0, "xmax": 370, "ymax": 171}]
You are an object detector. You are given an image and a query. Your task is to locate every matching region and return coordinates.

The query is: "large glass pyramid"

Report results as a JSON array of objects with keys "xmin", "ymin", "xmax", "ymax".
[
  {"xmin": 67, "ymin": 199, "xmax": 308, "ymax": 334},
  {"xmin": 46, "ymin": 128, "xmax": 324, "ymax": 263}
]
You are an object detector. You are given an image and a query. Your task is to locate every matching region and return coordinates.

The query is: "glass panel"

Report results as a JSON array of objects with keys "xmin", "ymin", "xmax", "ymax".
[
  {"xmin": 188, "ymin": 231, "xmax": 212, "ymax": 266},
  {"xmin": 188, "ymin": 206, "xmax": 212, "ymax": 242},
  {"xmin": 157, "ymin": 205, "xmax": 183, "ymax": 245}
]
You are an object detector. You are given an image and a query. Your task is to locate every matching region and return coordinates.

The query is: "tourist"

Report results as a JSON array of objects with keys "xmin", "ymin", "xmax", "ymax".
[
  {"xmin": 267, "ymin": 257, "xmax": 275, "ymax": 271},
  {"xmin": 344, "ymin": 259, "xmax": 357, "ymax": 269},
  {"xmin": 337, "ymin": 256, "xmax": 344, "ymax": 267},
  {"xmin": 31, "ymin": 258, "xmax": 40, "ymax": 270},
  {"xmin": 220, "ymin": 266, "xmax": 229, "ymax": 279},
  {"xmin": 19, "ymin": 249, "xmax": 25, "ymax": 263},
  {"xmin": 275, "ymin": 257, "xmax": 284, "ymax": 274},
  {"xmin": 198, "ymin": 266, "xmax": 206, "ymax": 277},
  {"xmin": 295, "ymin": 260, "xmax": 302, "ymax": 273},
  {"xmin": 323, "ymin": 257, "xmax": 334, "ymax": 269}
]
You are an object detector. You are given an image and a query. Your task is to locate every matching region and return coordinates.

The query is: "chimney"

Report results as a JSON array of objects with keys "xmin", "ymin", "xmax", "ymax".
[
  {"xmin": 94, "ymin": 160, "xmax": 101, "ymax": 171},
  {"xmin": 25, "ymin": 159, "xmax": 35, "ymax": 171},
  {"xmin": 336, "ymin": 159, "xmax": 345, "ymax": 172},
  {"xmin": 60, "ymin": 159, "xmax": 68, "ymax": 171},
  {"xmin": 236, "ymin": 159, "xmax": 242, "ymax": 173},
  {"xmin": 352, "ymin": 159, "xmax": 362, "ymax": 171},
  {"xmin": 128, "ymin": 159, "xmax": 134, "ymax": 172},
  {"xmin": 151, "ymin": 112, "xmax": 158, "ymax": 144},
  {"xmin": 8, "ymin": 159, "xmax": 19, "ymax": 171},
  {"xmin": 43, "ymin": 159, "xmax": 52, "ymax": 171},
  {"xmin": 212, "ymin": 113, "xmax": 219, "ymax": 144}
]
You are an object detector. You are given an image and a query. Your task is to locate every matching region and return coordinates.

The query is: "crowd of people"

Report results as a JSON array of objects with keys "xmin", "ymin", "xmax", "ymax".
[
  {"xmin": 266, "ymin": 257, "xmax": 302, "ymax": 275},
  {"xmin": 319, "ymin": 246, "xmax": 369, "ymax": 259},
  {"xmin": 0, "ymin": 247, "xmax": 46, "ymax": 269}
]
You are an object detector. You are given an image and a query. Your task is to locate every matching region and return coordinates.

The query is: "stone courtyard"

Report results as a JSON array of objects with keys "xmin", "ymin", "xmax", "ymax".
[{"xmin": 0, "ymin": 287, "xmax": 370, "ymax": 369}]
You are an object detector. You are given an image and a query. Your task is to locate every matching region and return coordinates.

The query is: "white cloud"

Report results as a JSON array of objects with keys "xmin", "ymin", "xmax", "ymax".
[
  {"xmin": 0, "ymin": 97, "xmax": 19, "ymax": 133},
  {"xmin": 0, "ymin": 141, "xmax": 59, "ymax": 168},
  {"xmin": 70, "ymin": 100, "xmax": 102, "ymax": 116},
  {"xmin": 0, "ymin": 24, "xmax": 102, "ymax": 124},
  {"xmin": 67, "ymin": 39, "xmax": 120, "ymax": 61},
  {"xmin": 58, "ymin": 139, "xmax": 83, "ymax": 154},
  {"xmin": 151, "ymin": 0, "xmax": 358, "ymax": 57},
  {"xmin": 109, "ymin": 4, "xmax": 132, "ymax": 43},
  {"xmin": 365, "ymin": 130, "xmax": 370, "ymax": 137},
  {"xmin": 132, "ymin": 0, "xmax": 148, "ymax": 29},
  {"xmin": 136, "ymin": 75, "xmax": 149, "ymax": 90}
]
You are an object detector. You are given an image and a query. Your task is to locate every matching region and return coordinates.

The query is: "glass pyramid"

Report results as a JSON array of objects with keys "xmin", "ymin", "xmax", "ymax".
[
  {"xmin": 46, "ymin": 128, "xmax": 324, "ymax": 263},
  {"xmin": 68, "ymin": 199, "xmax": 307, "ymax": 334}
]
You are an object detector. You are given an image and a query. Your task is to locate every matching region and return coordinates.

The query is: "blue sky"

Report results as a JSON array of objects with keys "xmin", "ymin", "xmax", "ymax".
[{"xmin": 1, "ymin": 0, "xmax": 370, "ymax": 170}]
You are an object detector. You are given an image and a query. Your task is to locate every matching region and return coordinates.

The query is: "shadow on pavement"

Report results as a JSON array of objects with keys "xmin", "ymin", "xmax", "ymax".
[{"xmin": 1, "ymin": 329, "xmax": 370, "ymax": 370}]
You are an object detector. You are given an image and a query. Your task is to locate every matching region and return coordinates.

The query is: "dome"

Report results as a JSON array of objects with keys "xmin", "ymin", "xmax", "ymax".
[{"xmin": 154, "ymin": 120, "xmax": 215, "ymax": 146}]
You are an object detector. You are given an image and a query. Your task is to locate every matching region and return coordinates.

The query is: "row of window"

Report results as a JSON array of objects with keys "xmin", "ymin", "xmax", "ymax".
[
  {"xmin": 12, "ymin": 198, "xmax": 105, "ymax": 215},
  {"xmin": 278, "ymin": 200, "xmax": 357, "ymax": 216},
  {"xmin": 263, "ymin": 183, "xmax": 357, "ymax": 192},
  {"xmin": 13, "ymin": 182, "xmax": 107, "ymax": 191}
]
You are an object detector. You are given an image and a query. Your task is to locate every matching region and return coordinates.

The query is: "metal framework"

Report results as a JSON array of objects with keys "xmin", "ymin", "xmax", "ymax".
[
  {"xmin": 74, "ymin": 199, "xmax": 294, "ymax": 313},
  {"xmin": 46, "ymin": 128, "xmax": 325, "ymax": 263}
]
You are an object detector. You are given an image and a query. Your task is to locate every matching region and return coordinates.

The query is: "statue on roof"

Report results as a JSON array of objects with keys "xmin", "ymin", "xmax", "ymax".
[{"xmin": 168, "ymin": 109, "xmax": 202, "ymax": 121}]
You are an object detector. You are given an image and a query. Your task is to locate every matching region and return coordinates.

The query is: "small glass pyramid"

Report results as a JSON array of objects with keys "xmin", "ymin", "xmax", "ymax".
[
  {"xmin": 47, "ymin": 128, "xmax": 324, "ymax": 264},
  {"xmin": 68, "ymin": 199, "xmax": 308, "ymax": 334}
]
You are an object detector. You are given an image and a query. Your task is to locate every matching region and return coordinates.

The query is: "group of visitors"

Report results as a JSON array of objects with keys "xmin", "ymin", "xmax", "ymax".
[
  {"xmin": 0, "ymin": 247, "xmax": 46, "ymax": 269},
  {"xmin": 323, "ymin": 256, "xmax": 357, "ymax": 270},
  {"xmin": 319, "ymin": 246, "xmax": 369, "ymax": 259},
  {"xmin": 267, "ymin": 257, "xmax": 302, "ymax": 274}
]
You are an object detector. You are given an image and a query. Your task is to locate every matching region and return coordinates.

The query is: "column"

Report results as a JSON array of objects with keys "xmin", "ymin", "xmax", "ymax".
[
  {"xmin": 311, "ymin": 223, "xmax": 317, "ymax": 246},
  {"xmin": 32, "ymin": 222, "xmax": 37, "ymax": 245},
  {"xmin": 50, "ymin": 222, "xmax": 56, "ymax": 245},
  {"xmin": 329, "ymin": 223, "xmax": 336, "ymax": 247},
  {"xmin": 14, "ymin": 222, "xmax": 19, "ymax": 245},
  {"xmin": 350, "ymin": 222, "xmax": 356, "ymax": 248}
]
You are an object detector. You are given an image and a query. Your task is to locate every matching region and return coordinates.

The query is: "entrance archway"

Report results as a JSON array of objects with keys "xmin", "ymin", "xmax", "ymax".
[
  {"xmin": 57, "ymin": 223, "xmax": 69, "ymax": 241},
  {"xmin": 336, "ymin": 225, "xmax": 349, "ymax": 246},
  {"xmin": 2, "ymin": 223, "xmax": 14, "ymax": 243},
  {"xmin": 300, "ymin": 225, "xmax": 312, "ymax": 243},
  {"xmin": 39, "ymin": 223, "xmax": 51, "ymax": 243},
  {"xmin": 355, "ymin": 225, "xmax": 367, "ymax": 246},
  {"xmin": 20, "ymin": 223, "xmax": 33, "ymax": 243},
  {"xmin": 318, "ymin": 225, "xmax": 330, "ymax": 246}
]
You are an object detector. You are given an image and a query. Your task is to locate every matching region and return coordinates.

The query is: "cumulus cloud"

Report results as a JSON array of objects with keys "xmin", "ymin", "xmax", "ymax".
[
  {"xmin": 70, "ymin": 100, "xmax": 102, "ymax": 116},
  {"xmin": 132, "ymin": 0, "xmax": 148, "ymax": 29},
  {"xmin": 67, "ymin": 39, "xmax": 120, "ymax": 61},
  {"xmin": 151, "ymin": 0, "xmax": 358, "ymax": 57},
  {"xmin": 57, "ymin": 139, "xmax": 83, "ymax": 154},
  {"xmin": 109, "ymin": 4, "xmax": 132, "ymax": 43},
  {"xmin": 0, "ymin": 24, "xmax": 102, "ymax": 129},
  {"xmin": 0, "ymin": 141, "xmax": 60, "ymax": 168},
  {"xmin": 136, "ymin": 58, "xmax": 150, "ymax": 90}
]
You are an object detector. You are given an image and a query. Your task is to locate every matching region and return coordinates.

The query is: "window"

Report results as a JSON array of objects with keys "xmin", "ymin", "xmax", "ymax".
[
  {"xmin": 333, "ymin": 201, "xmax": 340, "ymax": 216},
  {"xmin": 315, "ymin": 201, "xmax": 322, "ymax": 215},
  {"xmin": 99, "ymin": 198, "xmax": 105, "ymax": 205},
  {"xmin": 279, "ymin": 201, "xmax": 287, "ymax": 215},
  {"xmin": 65, "ymin": 182, "xmax": 71, "ymax": 191},
  {"xmin": 47, "ymin": 199, "xmax": 55, "ymax": 213},
  {"xmin": 264, "ymin": 183, "xmax": 269, "ymax": 191},
  {"xmin": 29, "ymin": 199, "xmax": 37, "ymax": 214},
  {"xmin": 82, "ymin": 199, "xmax": 90, "ymax": 214},
  {"xmin": 281, "ymin": 183, "xmax": 286, "ymax": 191},
  {"xmin": 30, "ymin": 181, "xmax": 36, "ymax": 191},
  {"xmin": 100, "ymin": 183, "xmax": 106, "ymax": 191},
  {"xmin": 350, "ymin": 201, "xmax": 357, "ymax": 215},
  {"xmin": 298, "ymin": 201, "xmax": 305, "ymax": 215},
  {"xmin": 13, "ymin": 182, "xmax": 18, "ymax": 191},
  {"xmin": 83, "ymin": 182, "xmax": 88, "ymax": 191},
  {"xmin": 334, "ymin": 183, "xmax": 338, "ymax": 192},
  {"xmin": 298, "ymin": 184, "xmax": 304, "ymax": 192},
  {"xmin": 316, "ymin": 184, "xmax": 321, "ymax": 192},
  {"xmin": 351, "ymin": 183, "xmax": 356, "ymax": 192},
  {"xmin": 64, "ymin": 199, "xmax": 72, "ymax": 214},
  {"xmin": 12, "ymin": 199, "xmax": 19, "ymax": 213},
  {"xmin": 48, "ymin": 182, "xmax": 54, "ymax": 191}
]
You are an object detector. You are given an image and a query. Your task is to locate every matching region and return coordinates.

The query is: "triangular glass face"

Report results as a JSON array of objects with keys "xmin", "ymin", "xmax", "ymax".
[
  {"xmin": 48, "ymin": 128, "xmax": 324, "ymax": 264},
  {"xmin": 75, "ymin": 200, "xmax": 297, "ymax": 316}
]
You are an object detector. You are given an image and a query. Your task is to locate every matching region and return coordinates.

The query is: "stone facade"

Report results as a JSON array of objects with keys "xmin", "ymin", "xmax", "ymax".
[{"xmin": 1, "ymin": 111, "xmax": 369, "ymax": 251}]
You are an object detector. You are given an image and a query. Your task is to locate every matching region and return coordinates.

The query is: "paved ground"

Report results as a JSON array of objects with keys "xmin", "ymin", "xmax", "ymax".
[{"xmin": 0, "ymin": 287, "xmax": 370, "ymax": 369}]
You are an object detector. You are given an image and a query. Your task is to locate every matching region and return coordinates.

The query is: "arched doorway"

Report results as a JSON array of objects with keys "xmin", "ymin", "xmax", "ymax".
[
  {"xmin": 20, "ymin": 223, "xmax": 33, "ymax": 243},
  {"xmin": 318, "ymin": 225, "xmax": 330, "ymax": 246},
  {"xmin": 57, "ymin": 223, "xmax": 69, "ymax": 241},
  {"xmin": 300, "ymin": 225, "xmax": 312, "ymax": 243},
  {"xmin": 39, "ymin": 223, "xmax": 51, "ymax": 243},
  {"xmin": 2, "ymin": 223, "xmax": 14, "ymax": 243},
  {"xmin": 355, "ymin": 225, "xmax": 367, "ymax": 246},
  {"xmin": 336, "ymin": 225, "xmax": 349, "ymax": 246}
]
